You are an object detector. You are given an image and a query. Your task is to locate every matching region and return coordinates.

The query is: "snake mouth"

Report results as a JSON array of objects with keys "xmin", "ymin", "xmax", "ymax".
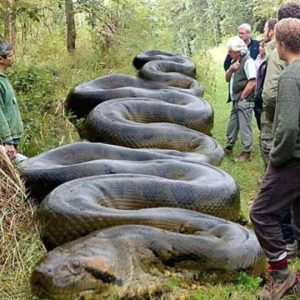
[
  {"xmin": 84, "ymin": 266, "xmax": 123, "ymax": 286},
  {"xmin": 31, "ymin": 273, "xmax": 101, "ymax": 300}
]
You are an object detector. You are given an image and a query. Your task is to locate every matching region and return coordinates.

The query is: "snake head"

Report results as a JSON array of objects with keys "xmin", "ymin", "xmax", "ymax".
[{"xmin": 30, "ymin": 249, "xmax": 123, "ymax": 299}]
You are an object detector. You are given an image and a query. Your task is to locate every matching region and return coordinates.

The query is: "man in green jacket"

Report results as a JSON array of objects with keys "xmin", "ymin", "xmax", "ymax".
[
  {"xmin": 261, "ymin": 3, "xmax": 300, "ymax": 166},
  {"xmin": 259, "ymin": 2, "xmax": 300, "ymax": 263},
  {"xmin": 250, "ymin": 18, "xmax": 300, "ymax": 300},
  {"xmin": 260, "ymin": 21, "xmax": 287, "ymax": 167},
  {"xmin": 0, "ymin": 39, "xmax": 23, "ymax": 159}
]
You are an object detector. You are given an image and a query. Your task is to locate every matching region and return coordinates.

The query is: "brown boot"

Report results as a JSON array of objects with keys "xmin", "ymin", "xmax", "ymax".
[
  {"xmin": 285, "ymin": 279, "xmax": 300, "ymax": 297},
  {"xmin": 257, "ymin": 269, "xmax": 296, "ymax": 300},
  {"xmin": 235, "ymin": 152, "xmax": 251, "ymax": 162}
]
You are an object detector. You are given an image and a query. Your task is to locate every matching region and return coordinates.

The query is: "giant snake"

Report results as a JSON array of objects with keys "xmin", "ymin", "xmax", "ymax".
[{"xmin": 20, "ymin": 50, "xmax": 264, "ymax": 299}]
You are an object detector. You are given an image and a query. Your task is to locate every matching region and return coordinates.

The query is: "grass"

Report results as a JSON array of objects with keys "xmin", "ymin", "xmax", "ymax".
[
  {"xmin": 0, "ymin": 147, "xmax": 44, "ymax": 300},
  {"xmin": 0, "ymin": 44, "xmax": 299, "ymax": 300}
]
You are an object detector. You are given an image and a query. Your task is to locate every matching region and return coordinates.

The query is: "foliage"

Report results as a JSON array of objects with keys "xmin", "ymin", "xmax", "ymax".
[
  {"xmin": 252, "ymin": 0, "xmax": 290, "ymax": 32},
  {"xmin": 153, "ymin": 0, "xmax": 255, "ymax": 54},
  {"xmin": 7, "ymin": 55, "xmax": 78, "ymax": 156},
  {"xmin": 0, "ymin": 146, "xmax": 42, "ymax": 300},
  {"xmin": 236, "ymin": 272, "xmax": 263, "ymax": 292}
]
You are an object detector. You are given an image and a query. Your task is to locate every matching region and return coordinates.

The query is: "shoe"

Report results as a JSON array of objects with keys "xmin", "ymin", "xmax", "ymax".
[
  {"xmin": 223, "ymin": 147, "xmax": 233, "ymax": 156},
  {"xmin": 284, "ymin": 278, "xmax": 300, "ymax": 297},
  {"xmin": 235, "ymin": 152, "xmax": 251, "ymax": 162},
  {"xmin": 256, "ymin": 269, "xmax": 296, "ymax": 300}
]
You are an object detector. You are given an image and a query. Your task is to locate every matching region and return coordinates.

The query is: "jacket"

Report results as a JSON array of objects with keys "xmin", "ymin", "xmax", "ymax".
[{"xmin": 0, "ymin": 74, "xmax": 23, "ymax": 144}]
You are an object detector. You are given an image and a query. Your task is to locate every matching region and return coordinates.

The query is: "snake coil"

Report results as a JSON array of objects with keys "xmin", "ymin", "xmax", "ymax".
[{"xmin": 20, "ymin": 50, "xmax": 263, "ymax": 300}]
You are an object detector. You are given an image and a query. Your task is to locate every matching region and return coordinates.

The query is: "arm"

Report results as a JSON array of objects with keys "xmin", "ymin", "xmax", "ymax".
[
  {"xmin": 240, "ymin": 79, "xmax": 256, "ymax": 99},
  {"xmin": 240, "ymin": 58, "xmax": 256, "ymax": 99},
  {"xmin": 224, "ymin": 54, "xmax": 232, "ymax": 71},
  {"xmin": 225, "ymin": 68, "xmax": 234, "ymax": 82},
  {"xmin": 5, "ymin": 144, "xmax": 17, "ymax": 159},
  {"xmin": 0, "ymin": 103, "xmax": 16, "ymax": 159},
  {"xmin": 262, "ymin": 49, "xmax": 286, "ymax": 122},
  {"xmin": 225, "ymin": 61, "xmax": 240, "ymax": 82},
  {"xmin": 0, "ymin": 90, "xmax": 13, "ymax": 144},
  {"xmin": 270, "ymin": 75, "xmax": 299, "ymax": 167}
]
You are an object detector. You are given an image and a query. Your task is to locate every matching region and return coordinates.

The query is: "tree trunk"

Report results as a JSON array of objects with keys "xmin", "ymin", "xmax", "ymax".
[
  {"xmin": 65, "ymin": 0, "xmax": 76, "ymax": 53},
  {"xmin": 1, "ymin": 0, "xmax": 16, "ymax": 46},
  {"xmin": 206, "ymin": 0, "xmax": 221, "ymax": 45}
]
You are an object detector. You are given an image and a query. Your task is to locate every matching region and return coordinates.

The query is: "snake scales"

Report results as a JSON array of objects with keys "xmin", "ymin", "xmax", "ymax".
[{"xmin": 20, "ymin": 50, "xmax": 263, "ymax": 299}]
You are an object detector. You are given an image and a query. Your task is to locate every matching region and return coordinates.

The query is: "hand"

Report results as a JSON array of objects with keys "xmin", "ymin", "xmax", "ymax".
[
  {"xmin": 230, "ymin": 62, "xmax": 240, "ymax": 72},
  {"xmin": 5, "ymin": 144, "xmax": 17, "ymax": 159}
]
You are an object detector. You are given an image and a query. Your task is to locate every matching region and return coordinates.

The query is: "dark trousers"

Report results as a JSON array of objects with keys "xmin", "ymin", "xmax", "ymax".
[
  {"xmin": 281, "ymin": 210, "xmax": 294, "ymax": 245},
  {"xmin": 250, "ymin": 160, "xmax": 300, "ymax": 261},
  {"xmin": 254, "ymin": 106, "xmax": 262, "ymax": 131}
]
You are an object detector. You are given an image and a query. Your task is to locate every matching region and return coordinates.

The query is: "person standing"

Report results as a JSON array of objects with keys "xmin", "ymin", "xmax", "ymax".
[
  {"xmin": 0, "ymin": 39, "xmax": 23, "ymax": 160},
  {"xmin": 224, "ymin": 23, "xmax": 259, "ymax": 71},
  {"xmin": 259, "ymin": 4, "xmax": 300, "ymax": 261},
  {"xmin": 260, "ymin": 18, "xmax": 285, "ymax": 167},
  {"xmin": 223, "ymin": 36, "xmax": 256, "ymax": 161},
  {"xmin": 253, "ymin": 39, "xmax": 267, "ymax": 130},
  {"xmin": 250, "ymin": 18, "xmax": 300, "ymax": 300}
]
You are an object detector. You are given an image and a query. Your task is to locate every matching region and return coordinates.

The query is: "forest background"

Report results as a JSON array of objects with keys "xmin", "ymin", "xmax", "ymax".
[{"xmin": 0, "ymin": 0, "xmax": 297, "ymax": 299}]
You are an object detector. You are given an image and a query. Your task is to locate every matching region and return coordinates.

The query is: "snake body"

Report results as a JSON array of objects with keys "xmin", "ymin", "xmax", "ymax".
[
  {"xmin": 31, "ymin": 221, "xmax": 263, "ymax": 300},
  {"xmin": 21, "ymin": 50, "xmax": 264, "ymax": 299},
  {"xmin": 79, "ymin": 97, "xmax": 221, "ymax": 158},
  {"xmin": 132, "ymin": 50, "xmax": 197, "ymax": 75},
  {"xmin": 19, "ymin": 141, "xmax": 216, "ymax": 201},
  {"xmin": 34, "ymin": 159, "xmax": 240, "ymax": 249},
  {"xmin": 65, "ymin": 75, "xmax": 207, "ymax": 130}
]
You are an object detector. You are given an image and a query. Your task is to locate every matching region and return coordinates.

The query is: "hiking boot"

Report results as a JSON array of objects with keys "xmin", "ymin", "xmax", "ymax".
[
  {"xmin": 235, "ymin": 152, "xmax": 251, "ymax": 162},
  {"xmin": 256, "ymin": 269, "xmax": 296, "ymax": 300},
  {"xmin": 223, "ymin": 147, "xmax": 233, "ymax": 156},
  {"xmin": 284, "ymin": 278, "xmax": 300, "ymax": 297}
]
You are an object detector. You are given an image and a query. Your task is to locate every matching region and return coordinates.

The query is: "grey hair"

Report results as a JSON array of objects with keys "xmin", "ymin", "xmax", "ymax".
[
  {"xmin": 238, "ymin": 23, "xmax": 252, "ymax": 33},
  {"xmin": 227, "ymin": 36, "xmax": 248, "ymax": 52},
  {"xmin": 0, "ymin": 39, "xmax": 12, "ymax": 57}
]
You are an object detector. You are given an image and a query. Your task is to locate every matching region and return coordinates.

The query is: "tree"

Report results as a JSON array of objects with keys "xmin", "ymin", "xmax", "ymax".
[
  {"xmin": 65, "ymin": 0, "xmax": 76, "ymax": 52},
  {"xmin": 0, "ymin": 0, "xmax": 16, "ymax": 46}
]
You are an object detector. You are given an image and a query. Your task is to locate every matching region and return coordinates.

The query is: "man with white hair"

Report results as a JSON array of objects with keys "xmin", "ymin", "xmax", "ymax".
[
  {"xmin": 224, "ymin": 23, "xmax": 259, "ymax": 71},
  {"xmin": 223, "ymin": 36, "xmax": 257, "ymax": 161}
]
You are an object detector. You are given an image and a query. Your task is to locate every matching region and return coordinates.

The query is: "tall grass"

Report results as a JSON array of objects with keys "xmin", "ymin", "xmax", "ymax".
[{"xmin": 0, "ymin": 147, "xmax": 44, "ymax": 299}]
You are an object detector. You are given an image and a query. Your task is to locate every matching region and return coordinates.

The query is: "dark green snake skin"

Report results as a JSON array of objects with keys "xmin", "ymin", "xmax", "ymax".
[{"xmin": 19, "ymin": 50, "xmax": 263, "ymax": 300}]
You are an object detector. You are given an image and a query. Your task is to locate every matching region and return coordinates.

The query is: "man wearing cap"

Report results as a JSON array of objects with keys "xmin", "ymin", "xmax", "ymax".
[
  {"xmin": 0, "ymin": 39, "xmax": 23, "ymax": 159},
  {"xmin": 223, "ymin": 36, "xmax": 257, "ymax": 161},
  {"xmin": 224, "ymin": 23, "xmax": 259, "ymax": 71}
]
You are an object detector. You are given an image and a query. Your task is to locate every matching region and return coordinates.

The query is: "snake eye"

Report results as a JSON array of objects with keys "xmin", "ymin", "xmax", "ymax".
[{"xmin": 69, "ymin": 260, "xmax": 82, "ymax": 274}]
